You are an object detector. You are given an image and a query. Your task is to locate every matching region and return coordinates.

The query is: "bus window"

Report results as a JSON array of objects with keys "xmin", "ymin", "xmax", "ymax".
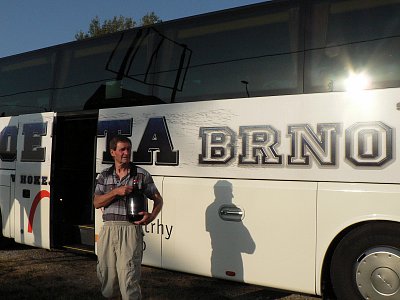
[
  {"xmin": 305, "ymin": 0, "xmax": 400, "ymax": 93},
  {"xmin": 120, "ymin": 28, "xmax": 187, "ymax": 104},
  {"xmin": 0, "ymin": 92, "xmax": 50, "ymax": 117},
  {"xmin": 154, "ymin": 1, "xmax": 303, "ymax": 102},
  {"xmin": 0, "ymin": 51, "xmax": 54, "ymax": 116},
  {"xmin": 53, "ymin": 30, "xmax": 164, "ymax": 112}
]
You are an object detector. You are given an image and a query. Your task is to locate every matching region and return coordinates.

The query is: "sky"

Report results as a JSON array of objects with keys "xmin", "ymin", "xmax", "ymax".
[{"xmin": 0, "ymin": 0, "xmax": 265, "ymax": 58}]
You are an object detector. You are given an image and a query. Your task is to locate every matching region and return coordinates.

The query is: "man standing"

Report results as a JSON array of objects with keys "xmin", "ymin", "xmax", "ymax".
[{"xmin": 94, "ymin": 135, "xmax": 163, "ymax": 299}]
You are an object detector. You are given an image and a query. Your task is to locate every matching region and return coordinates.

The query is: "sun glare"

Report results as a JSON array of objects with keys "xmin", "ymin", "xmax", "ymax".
[{"xmin": 345, "ymin": 73, "xmax": 370, "ymax": 92}]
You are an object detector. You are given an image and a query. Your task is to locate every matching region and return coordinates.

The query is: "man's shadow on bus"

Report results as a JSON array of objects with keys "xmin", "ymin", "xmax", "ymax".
[{"xmin": 206, "ymin": 180, "xmax": 255, "ymax": 282}]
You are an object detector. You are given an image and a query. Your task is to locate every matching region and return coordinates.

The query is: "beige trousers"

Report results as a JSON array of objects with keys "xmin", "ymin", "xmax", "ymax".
[{"xmin": 97, "ymin": 221, "xmax": 143, "ymax": 300}]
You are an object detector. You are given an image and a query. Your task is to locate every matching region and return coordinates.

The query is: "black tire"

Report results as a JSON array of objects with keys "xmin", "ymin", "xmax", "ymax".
[{"xmin": 330, "ymin": 222, "xmax": 400, "ymax": 300}]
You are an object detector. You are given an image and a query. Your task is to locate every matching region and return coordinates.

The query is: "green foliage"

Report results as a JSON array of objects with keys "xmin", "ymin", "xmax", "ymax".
[
  {"xmin": 75, "ymin": 12, "xmax": 161, "ymax": 40},
  {"xmin": 141, "ymin": 12, "xmax": 162, "ymax": 26}
]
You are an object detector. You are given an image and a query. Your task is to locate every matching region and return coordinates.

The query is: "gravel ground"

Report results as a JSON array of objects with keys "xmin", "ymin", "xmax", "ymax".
[{"xmin": 0, "ymin": 238, "xmax": 320, "ymax": 300}]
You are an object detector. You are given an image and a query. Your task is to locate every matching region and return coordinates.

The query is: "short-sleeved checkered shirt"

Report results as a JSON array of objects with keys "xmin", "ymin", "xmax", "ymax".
[{"xmin": 94, "ymin": 163, "xmax": 159, "ymax": 221}]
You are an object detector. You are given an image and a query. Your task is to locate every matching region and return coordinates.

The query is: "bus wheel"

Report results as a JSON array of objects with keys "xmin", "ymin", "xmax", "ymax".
[{"xmin": 330, "ymin": 222, "xmax": 400, "ymax": 300}]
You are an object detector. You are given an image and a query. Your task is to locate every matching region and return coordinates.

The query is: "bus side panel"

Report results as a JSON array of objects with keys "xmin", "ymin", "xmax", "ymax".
[
  {"xmin": 316, "ymin": 182, "xmax": 400, "ymax": 295},
  {"xmin": 162, "ymin": 177, "xmax": 317, "ymax": 294},
  {"xmin": 14, "ymin": 112, "xmax": 54, "ymax": 249},
  {"xmin": 142, "ymin": 176, "xmax": 163, "ymax": 267},
  {"xmin": 99, "ymin": 89, "xmax": 400, "ymax": 184}
]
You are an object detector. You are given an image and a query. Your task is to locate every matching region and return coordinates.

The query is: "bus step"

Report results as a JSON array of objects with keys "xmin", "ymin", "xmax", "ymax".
[
  {"xmin": 77, "ymin": 224, "xmax": 95, "ymax": 246},
  {"xmin": 62, "ymin": 243, "xmax": 95, "ymax": 254},
  {"xmin": 65, "ymin": 224, "xmax": 95, "ymax": 247}
]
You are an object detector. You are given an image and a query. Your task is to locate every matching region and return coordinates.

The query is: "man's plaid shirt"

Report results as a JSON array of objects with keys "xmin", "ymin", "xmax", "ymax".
[{"xmin": 94, "ymin": 163, "xmax": 159, "ymax": 221}]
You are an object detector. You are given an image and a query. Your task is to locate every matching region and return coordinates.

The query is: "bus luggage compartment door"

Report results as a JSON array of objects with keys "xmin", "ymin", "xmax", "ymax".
[
  {"xmin": 162, "ymin": 177, "xmax": 317, "ymax": 294},
  {"xmin": 14, "ymin": 112, "xmax": 54, "ymax": 249}
]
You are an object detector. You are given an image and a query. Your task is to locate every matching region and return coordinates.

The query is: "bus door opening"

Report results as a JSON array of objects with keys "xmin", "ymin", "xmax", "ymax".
[{"xmin": 50, "ymin": 112, "xmax": 98, "ymax": 253}]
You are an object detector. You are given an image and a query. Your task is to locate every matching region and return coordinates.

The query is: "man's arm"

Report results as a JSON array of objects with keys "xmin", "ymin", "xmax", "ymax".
[{"xmin": 93, "ymin": 185, "xmax": 133, "ymax": 209}]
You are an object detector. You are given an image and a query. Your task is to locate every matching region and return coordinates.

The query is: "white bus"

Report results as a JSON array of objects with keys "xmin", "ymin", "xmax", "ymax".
[{"xmin": 1, "ymin": 0, "xmax": 400, "ymax": 299}]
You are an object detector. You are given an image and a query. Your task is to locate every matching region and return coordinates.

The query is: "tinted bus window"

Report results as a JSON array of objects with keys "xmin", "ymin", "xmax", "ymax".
[
  {"xmin": 53, "ymin": 2, "xmax": 303, "ymax": 109},
  {"xmin": 0, "ymin": 92, "xmax": 50, "ymax": 116},
  {"xmin": 0, "ymin": 51, "xmax": 54, "ymax": 115},
  {"xmin": 153, "ymin": 1, "xmax": 303, "ymax": 102},
  {"xmin": 305, "ymin": 0, "xmax": 400, "ymax": 93},
  {"xmin": 53, "ymin": 31, "xmax": 164, "ymax": 112}
]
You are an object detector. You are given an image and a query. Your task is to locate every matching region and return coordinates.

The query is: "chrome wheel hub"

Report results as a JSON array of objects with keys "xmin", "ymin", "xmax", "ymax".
[{"xmin": 356, "ymin": 247, "xmax": 400, "ymax": 299}]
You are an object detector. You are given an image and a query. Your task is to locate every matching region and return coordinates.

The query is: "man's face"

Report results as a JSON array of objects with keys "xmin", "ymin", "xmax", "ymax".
[{"xmin": 111, "ymin": 141, "xmax": 132, "ymax": 165}]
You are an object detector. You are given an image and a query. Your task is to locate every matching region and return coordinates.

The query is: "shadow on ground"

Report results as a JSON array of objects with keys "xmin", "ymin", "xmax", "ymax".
[{"xmin": 0, "ymin": 238, "xmax": 316, "ymax": 300}]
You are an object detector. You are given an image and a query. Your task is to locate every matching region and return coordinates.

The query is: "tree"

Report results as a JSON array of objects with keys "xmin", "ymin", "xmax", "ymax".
[
  {"xmin": 75, "ymin": 13, "xmax": 161, "ymax": 40},
  {"xmin": 141, "ymin": 12, "xmax": 162, "ymax": 26}
]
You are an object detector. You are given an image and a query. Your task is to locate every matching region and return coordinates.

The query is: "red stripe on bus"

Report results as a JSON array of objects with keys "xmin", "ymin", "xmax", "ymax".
[{"xmin": 28, "ymin": 190, "xmax": 50, "ymax": 233}]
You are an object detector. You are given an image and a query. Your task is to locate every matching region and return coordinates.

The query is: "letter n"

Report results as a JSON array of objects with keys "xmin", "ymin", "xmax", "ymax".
[{"xmin": 288, "ymin": 123, "xmax": 340, "ymax": 166}]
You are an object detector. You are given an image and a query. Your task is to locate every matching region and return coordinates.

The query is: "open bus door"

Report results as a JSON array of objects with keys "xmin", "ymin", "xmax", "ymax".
[
  {"xmin": 12, "ymin": 111, "xmax": 97, "ymax": 252},
  {"xmin": 51, "ymin": 112, "xmax": 98, "ymax": 253},
  {"xmin": 14, "ymin": 112, "xmax": 54, "ymax": 249}
]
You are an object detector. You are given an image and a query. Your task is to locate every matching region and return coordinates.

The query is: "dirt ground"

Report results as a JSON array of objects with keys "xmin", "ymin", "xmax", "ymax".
[{"xmin": 0, "ymin": 238, "xmax": 319, "ymax": 300}]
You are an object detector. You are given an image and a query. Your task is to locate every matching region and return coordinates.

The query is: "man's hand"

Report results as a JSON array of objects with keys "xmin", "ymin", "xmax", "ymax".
[
  {"xmin": 114, "ymin": 185, "xmax": 133, "ymax": 197},
  {"xmin": 134, "ymin": 211, "xmax": 153, "ymax": 225},
  {"xmin": 93, "ymin": 184, "xmax": 133, "ymax": 209}
]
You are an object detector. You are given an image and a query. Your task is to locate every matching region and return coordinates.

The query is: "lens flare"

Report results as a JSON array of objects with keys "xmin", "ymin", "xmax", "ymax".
[{"xmin": 345, "ymin": 73, "xmax": 370, "ymax": 92}]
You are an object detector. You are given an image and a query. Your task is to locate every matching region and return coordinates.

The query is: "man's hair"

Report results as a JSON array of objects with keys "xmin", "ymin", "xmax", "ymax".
[{"xmin": 109, "ymin": 135, "xmax": 132, "ymax": 150}]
